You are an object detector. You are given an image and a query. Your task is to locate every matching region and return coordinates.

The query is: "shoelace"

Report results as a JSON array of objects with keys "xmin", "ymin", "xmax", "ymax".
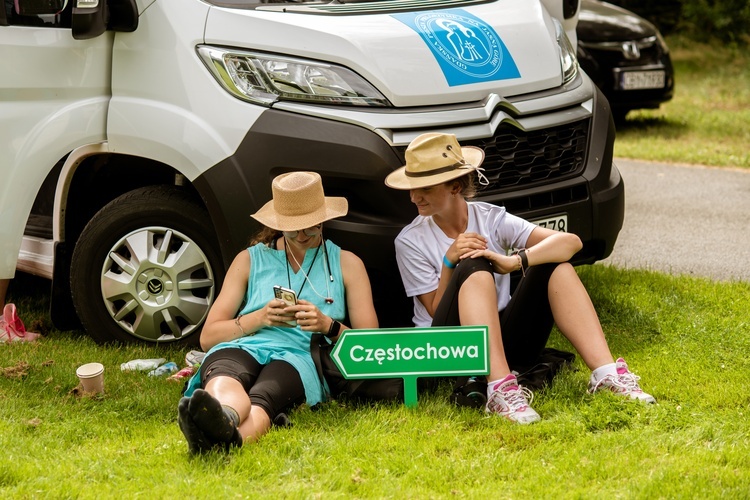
[
  {"xmin": 490, "ymin": 385, "xmax": 534, "ymax": 411},
  {"xmin": 592, "ymin": 373, "xmax": 642, "ymax": 393},
  {"xmin": 616, "ymin": 371, "xmax": 643, "ymax": 392}
]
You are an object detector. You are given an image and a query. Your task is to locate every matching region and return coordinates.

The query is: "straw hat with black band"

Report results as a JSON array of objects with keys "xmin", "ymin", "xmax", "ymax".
[
  {"xmin": 251, "ymin": 171, "xmax": 348, "ymax": 231},
  {"xmin": 384, "ymin": 133, "xmax": 486, "ymax": 191}
]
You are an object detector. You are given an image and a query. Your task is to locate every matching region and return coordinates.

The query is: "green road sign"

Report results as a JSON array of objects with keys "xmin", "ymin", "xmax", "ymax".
[{"xmin": 331, "ymin": 326, "xmax": 489, "ymax": 407}]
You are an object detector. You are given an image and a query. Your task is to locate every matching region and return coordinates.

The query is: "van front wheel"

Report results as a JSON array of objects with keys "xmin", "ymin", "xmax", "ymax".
[{"xmin": 70, "ymin": 186, "xmax": 223, "ymax": 345}]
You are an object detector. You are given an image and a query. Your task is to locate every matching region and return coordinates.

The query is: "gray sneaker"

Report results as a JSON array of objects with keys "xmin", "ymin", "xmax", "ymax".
[{"xmin": 185, "ymin": 350, "xmax": 206, "ymax": 367}]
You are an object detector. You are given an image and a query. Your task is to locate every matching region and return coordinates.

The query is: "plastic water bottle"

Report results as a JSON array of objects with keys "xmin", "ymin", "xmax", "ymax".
[
  {"xmin": 147, "ymin": 361, "xmax": 179, "ymax": 377},
  {"xmin": 120, "ymin": 358, "xmax": 166, "ymax": 372}
]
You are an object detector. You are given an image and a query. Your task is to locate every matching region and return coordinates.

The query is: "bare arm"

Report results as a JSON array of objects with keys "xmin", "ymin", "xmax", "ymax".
[
  {"xmin": 462, "ymin": 226, "xmax": 583, "ymax": 275},
  {"xmin": 417, "ymin": 232, "xmax": 488, "ymax": 317},
  {"xmin": 425, "ymin": 226, "xmax": 582, "ymax": 315},
  {"xmin": 523, "ymin": 226, "xmax": 583, "ymax": 265},
  {"xmin": 199, "ymin": 250, "xmax": 297, "ymax": 351},
  {"xmin": 340, "ymin": 250, "xmax": 379, "ymax": 331}
]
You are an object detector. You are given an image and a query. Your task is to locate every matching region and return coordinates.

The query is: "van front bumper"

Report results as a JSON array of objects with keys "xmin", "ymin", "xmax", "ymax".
[{"xmin": 194, "ymin": 86, "xmax": 623, "ymax": 326}]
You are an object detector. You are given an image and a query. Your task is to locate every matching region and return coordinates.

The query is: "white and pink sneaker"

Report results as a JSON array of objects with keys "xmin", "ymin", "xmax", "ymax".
[
  {"xmin": 485, "ymin": 373, "xmax": 541, "ymax": 424},
  {"xmin": 588, "ymin": 358, "xmax": 655, "ymax": 403}
]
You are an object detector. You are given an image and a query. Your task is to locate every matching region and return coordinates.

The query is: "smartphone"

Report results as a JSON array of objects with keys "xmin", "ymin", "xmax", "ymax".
[
  {"xmin": 273, "ymin": 285, "xmax": 298, "ymax": 326},
  {"xmin": 273, "ymin": 285, "xmax": 297, "ymax": 306}
]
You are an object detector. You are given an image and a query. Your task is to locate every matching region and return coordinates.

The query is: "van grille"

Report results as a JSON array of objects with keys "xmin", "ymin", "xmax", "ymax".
[{"xmin": 464, "ymin": 118, "xmax": 590, "ymax": 193}]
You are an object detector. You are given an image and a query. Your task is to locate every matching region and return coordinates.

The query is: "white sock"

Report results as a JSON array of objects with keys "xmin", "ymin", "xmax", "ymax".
[
  {"xmin": 487, "ymin": 373, "xmax": 516, "ymax": 397},
  {"xmin": 591, "ymin": 362, "xmax": 617, "ymax": 382}
]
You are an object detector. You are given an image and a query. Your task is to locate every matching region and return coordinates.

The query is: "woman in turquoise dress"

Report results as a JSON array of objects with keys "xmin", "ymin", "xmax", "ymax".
[{"xmin": 178, "ymin": 171, "xmax": 378, "ymax": 454}]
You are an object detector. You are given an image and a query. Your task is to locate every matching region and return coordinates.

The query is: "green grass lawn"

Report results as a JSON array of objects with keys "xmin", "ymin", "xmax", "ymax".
[
  {"xmin": 3, "ymin": 266, "xmax": 749, "ymax": 498},
  {"xmin": 614, "ymin": 37, "xmax": 750, "ymax": 168},
  {"xmin": 3, "ymin": 37, "xmax": 749, "ymax": 499}
]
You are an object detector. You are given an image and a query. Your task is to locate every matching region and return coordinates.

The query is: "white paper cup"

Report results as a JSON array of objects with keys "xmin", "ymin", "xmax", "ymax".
[{"xmin": 76, "ymin": 362, "xmax": 105, "ymax": 394}]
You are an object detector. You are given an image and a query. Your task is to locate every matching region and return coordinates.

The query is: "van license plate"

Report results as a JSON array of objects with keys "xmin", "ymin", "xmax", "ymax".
[
  {"xmin": 530, "ymin": 214, "xmax": 568, "ymax": 232},
  {"xmin": 619, "ymin": 70, "xmax": 666, "ymax": 90}
]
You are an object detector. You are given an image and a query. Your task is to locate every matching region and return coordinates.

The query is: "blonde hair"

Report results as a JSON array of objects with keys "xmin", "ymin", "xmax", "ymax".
[{"xmin": 448, "ymin": 172, "xmax": 478, "ymax": 199}]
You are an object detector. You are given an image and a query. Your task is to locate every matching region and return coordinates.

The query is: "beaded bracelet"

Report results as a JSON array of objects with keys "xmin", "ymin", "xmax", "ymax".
[
  {"xmin": 234, "ymin": 314, "xmax": 246, "ymax": 337},
  {"xmin": 443, "ymin": 254, "xmax": 457, "ymax": 269}
]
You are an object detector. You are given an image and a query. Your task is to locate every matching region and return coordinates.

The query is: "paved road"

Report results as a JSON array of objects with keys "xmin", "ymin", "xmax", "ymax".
[{"xmin": 599, "ymin": 159, "xmax": 750, "ymax": 282}]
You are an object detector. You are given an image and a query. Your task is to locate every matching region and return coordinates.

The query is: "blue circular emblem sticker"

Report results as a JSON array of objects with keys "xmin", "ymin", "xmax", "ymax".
[
  {"xmin": 394, "ymin": 8, "xmax": 520, "ymax": 86},
  {"xmin": 418, "ymin": 12, "xmax": 502, "ymax": 78}
]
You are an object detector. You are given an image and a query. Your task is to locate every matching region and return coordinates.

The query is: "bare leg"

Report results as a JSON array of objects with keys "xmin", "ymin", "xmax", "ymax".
[
  {"xmin": 0, "ymin": 279, "xmax": 9, "ymax": 310},
  {"xmin": 458, "ymin": 271, "xmax": 511, "ymax": 380},
  {"xmin": 548, "ymin": 263, "xmax": 613, "ymax": 370},
  {"xmin": 203, "ymin": 376, "xmax": 271, "ymax": 444},
  {"xmin": 238, "ymin": 406, "xmax": 272, "ymax": 443}
]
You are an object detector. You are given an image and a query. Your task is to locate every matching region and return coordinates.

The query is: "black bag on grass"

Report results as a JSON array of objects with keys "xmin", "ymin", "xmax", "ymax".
[
  {"xmin": 450, "ymin": 347, "xmax": 576, "ymax": 408},
  {"xmin": 310, "ymin": 334, "xmax": 403, "ymax": 402}
]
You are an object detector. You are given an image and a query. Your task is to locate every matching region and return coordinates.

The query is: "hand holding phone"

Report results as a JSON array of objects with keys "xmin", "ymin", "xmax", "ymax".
[{"xmin": 273, "ymin": 285, "xmax": 298, "ymax": 325}]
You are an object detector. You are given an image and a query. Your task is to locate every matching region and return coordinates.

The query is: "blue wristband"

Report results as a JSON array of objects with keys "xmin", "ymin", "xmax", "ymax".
[{"xmin": 443, "ymin": 254, "xmax": 457, "ymax": 269}]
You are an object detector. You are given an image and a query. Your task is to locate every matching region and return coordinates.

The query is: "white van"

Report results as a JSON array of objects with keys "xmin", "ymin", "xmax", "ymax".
[{"xmin": 0, "ymin": 0, "xmax": 623, "ymax": 345}]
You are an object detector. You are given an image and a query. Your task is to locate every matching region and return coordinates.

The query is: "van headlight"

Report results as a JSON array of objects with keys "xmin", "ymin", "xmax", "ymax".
[
  {"xmin": 553, "ymin": 20, "xmax": 578, "ymax": 84},
  {"xmin": 198, "ymin": 46, "xmax": 390, "ymax": 107}
]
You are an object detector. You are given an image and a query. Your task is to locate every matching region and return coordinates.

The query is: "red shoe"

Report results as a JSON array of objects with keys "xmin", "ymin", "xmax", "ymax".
[{"xmin": 0, "ymin": 303, "xmax": 41, "ymax": 343}]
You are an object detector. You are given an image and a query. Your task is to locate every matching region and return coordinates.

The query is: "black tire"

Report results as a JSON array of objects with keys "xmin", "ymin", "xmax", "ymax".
[{"xmin": 70, "ymin": 186, "xmax": 224, "ymax": 345}]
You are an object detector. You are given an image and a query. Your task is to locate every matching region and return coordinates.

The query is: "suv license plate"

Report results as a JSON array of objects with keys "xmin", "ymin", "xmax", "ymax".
[
  {"xmin": 530, "ymin": 214, "xmax": 568, "ymax": 232},
  {"xmin": 619, "ymin": 70, "xmax": 666, "ymax": 90}
]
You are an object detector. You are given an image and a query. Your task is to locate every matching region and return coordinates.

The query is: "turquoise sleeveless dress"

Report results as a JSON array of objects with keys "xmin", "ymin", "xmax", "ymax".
[{"xmin": 183, "ymin": 239, "xmax": 346, "ymax": 406}]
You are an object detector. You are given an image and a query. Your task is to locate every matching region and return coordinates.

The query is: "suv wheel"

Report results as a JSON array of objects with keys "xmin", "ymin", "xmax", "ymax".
[{"xmin": 70, "ymin": 186, "xmax": 223, "ymax": 345}]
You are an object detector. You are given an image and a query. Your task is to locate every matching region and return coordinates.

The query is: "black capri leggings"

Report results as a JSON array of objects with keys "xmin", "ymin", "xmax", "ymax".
[
  {"xmin": 199, "ymin": 348, "xmax": 306, "ymax": 421},
  {"xmin": 432, "ymin": 257, "xmax": 559, "ymax": 371}
]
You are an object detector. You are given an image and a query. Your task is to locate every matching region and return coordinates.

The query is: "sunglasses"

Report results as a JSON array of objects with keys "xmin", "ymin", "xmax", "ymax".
[{"xmin": 283, "ymin": 224, "xmax": 322, "ymax": 239}]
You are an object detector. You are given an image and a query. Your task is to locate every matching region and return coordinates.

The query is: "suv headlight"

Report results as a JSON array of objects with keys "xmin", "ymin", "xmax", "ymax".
[
  {"xmin": 198, "ymin": 45, "xmax": 390, "ymax": 107},
  {"xmin": 554, "ymin": 19, "xmax": 578, "ymax": 84}
]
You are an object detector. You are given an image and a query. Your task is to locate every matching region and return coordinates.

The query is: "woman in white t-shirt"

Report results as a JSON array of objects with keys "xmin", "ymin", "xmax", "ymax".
[{"xmin": 385, "ymin": 133, "xmax": 654, "ymax": 424}]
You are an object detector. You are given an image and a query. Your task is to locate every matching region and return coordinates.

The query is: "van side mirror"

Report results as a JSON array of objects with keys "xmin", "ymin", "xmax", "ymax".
[
  {"xmin": 15, "ymin": 0, "xmax": 67, "ymax": 15},
  {"xmin": 70, "ymin": 0, "xmax": 137, "ymax": 40},
  {"xmin": 3, "ymin": 0, "xmax": 67, "ymax": 24},
  {"xmin": 71, "ymin": 0, "xmax": 107, "ymax": 40}
]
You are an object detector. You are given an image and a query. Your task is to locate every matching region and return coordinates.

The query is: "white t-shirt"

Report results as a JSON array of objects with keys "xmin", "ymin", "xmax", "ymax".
[{"xmin": 395, "ymin": 201, "xmax": 536, "ymax": 327}]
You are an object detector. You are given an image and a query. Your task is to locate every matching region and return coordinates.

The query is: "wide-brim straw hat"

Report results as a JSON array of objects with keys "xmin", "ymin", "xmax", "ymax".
[
  {"xmin": 251, "ymin": 171, "xmax": 348, "ymax": 231},
  {"xmin": 384, "ymin": 133, "xmax": 485, "ymax": 190}
]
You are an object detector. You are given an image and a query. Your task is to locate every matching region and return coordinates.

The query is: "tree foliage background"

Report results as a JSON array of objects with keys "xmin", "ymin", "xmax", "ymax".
[{"xmin": 606, "ymin": 0, "xmax": 750, "ymax": 45}]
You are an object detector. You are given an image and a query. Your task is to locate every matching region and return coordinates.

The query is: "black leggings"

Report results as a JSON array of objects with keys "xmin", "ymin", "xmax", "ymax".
[
  {"xmin": 199, "ymin": 348, "xmax": 306, "ymax": 421},
  {"xmin": 432, "ymin": 257, "xmax": 559, "ymax": 372}
]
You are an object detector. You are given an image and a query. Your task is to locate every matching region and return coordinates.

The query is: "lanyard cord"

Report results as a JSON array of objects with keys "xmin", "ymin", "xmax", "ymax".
[{"xmin": 284, "ymin": 238, "xmax": 333, "ymax": 302}]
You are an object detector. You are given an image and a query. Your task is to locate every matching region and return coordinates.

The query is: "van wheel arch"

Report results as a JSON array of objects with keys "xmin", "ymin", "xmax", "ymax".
[{"xmin": 70, "ymin": 185, "xmax": 224, "ymax": 345}]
